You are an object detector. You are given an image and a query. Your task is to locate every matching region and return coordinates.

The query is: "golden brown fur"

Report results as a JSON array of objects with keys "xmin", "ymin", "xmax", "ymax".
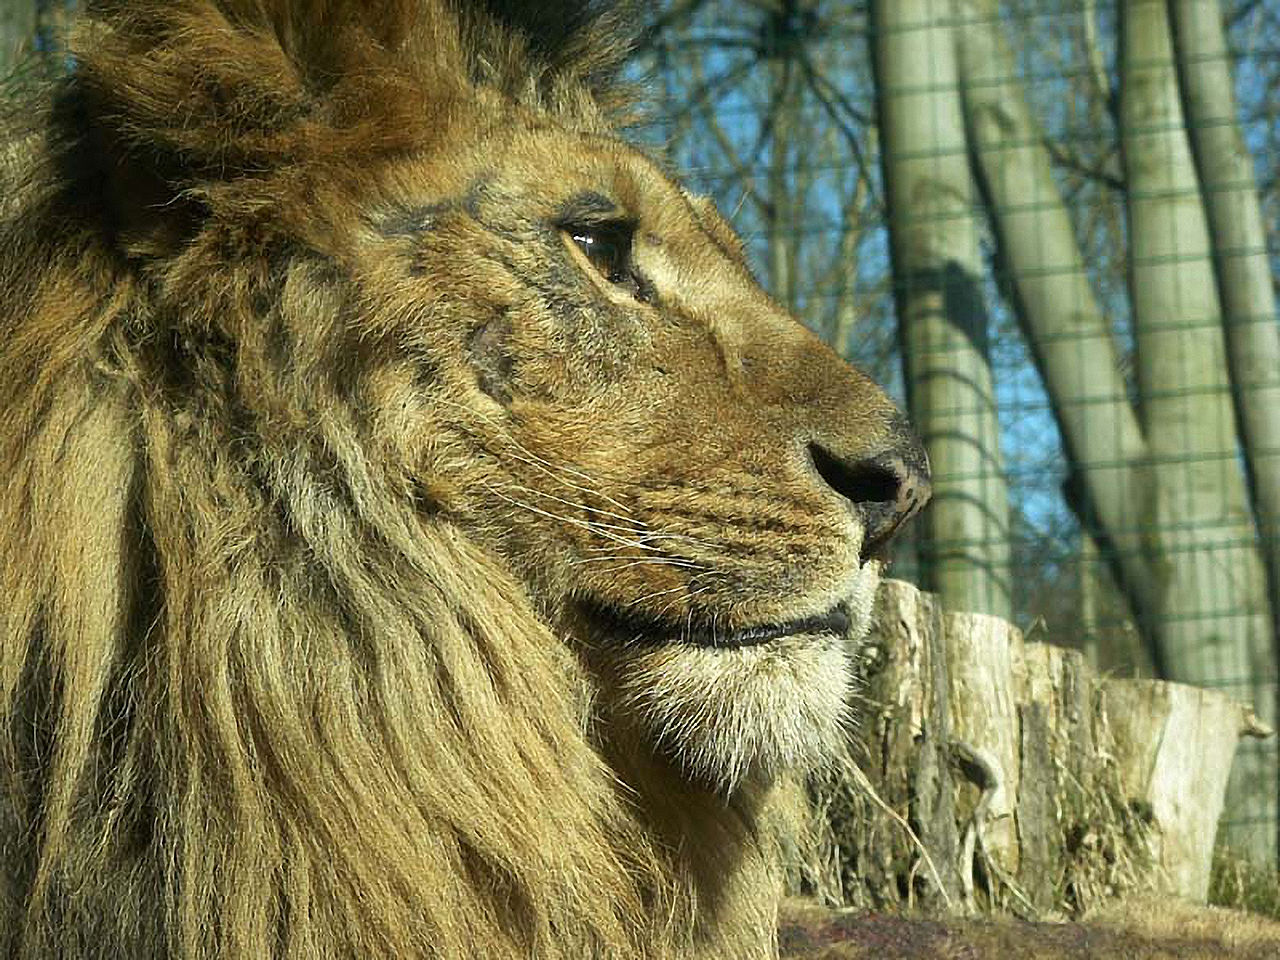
[{"xmin": 0, "ymin": 2, "xmax": 917, "ymax": 957}]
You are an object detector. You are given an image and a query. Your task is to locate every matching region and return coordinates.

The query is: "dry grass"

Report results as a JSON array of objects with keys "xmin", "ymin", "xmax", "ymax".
[
  {"xmin": 786, "ymin": 714, "xmax": 1155, "ymax": 920},
  {"xmin": 1210, "ymin": 846, "xmax": 1280, "ymax": 922},
  {"xmin": 1053, "ymin": 724, "xmax": 1155, "ymax": 916}
]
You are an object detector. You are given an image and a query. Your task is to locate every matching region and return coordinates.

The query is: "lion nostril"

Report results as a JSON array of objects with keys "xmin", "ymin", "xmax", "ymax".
[
  {"xmin": 807, "ymin": 441, "xmax": 931, "ymax": 562},
  {"xmin": 808, "ymin": 443, "xmax": 900, "ymax": 505}
]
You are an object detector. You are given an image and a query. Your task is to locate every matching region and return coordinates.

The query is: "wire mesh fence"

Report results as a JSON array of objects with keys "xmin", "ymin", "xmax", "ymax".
[
  {"xmin": 635, "ymin": 0, "xmax": 1280, "ymax": 864},
  {"xmin": 1, "ymin": 0, "xmax": 1277, "ymax": 868}
]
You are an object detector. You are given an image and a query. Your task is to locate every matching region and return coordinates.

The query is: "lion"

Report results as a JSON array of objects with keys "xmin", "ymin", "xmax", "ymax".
[{"xmin": 0, "ymin": 2, "xmax": 929, "ymax": 958}]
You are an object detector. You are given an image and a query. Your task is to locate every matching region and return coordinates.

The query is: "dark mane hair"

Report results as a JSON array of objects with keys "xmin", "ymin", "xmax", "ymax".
[
  {"xmin": 70, "ymin": 0, "xmax": 634, "ymax": 173},
  {"xmin": 0, "ymin": 4, "xmax": 724, "ymax": 959}
]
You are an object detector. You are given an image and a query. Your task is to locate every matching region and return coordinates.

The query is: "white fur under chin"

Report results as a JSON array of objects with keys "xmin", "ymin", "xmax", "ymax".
[{"xmin": 613, "ymin": 565, "xmax": 881, "ymax": 792}]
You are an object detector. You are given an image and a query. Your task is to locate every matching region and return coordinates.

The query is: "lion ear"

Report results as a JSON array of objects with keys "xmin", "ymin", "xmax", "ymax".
[
  {"xmin": 75, "ymin": 3, "xmax": 307, "ymax": 175},
  {"xmin": 73, "ymin": 1, "xmax": 435, "ymax": 180},
  {"xmin": 70, "ymin": 0, "xmax": 636, "ymax": 192}
]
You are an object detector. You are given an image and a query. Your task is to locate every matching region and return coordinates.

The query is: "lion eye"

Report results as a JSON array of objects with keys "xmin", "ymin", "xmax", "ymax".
[
  {"xmin": 570, "ymin": 225, "xmax": 631, "ymax": 282},
  {"xmin": 567, "ymin": 223, "xmax": 652, "ymax": 303}
]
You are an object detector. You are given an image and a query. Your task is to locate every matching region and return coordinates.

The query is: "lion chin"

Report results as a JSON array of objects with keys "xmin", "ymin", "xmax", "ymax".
[{"xmin": 585, "ymin": 562, "xmax": 883, "ymax": 791}]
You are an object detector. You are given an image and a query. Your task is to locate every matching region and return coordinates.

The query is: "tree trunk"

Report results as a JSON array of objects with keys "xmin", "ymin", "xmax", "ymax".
[
  {"xmin": 801, "ymin": 579, "xmax": 1264, "ymax": 914},
  {"xmin": 871, "ymin": 0, "xmax": 1011, "ymax": 618},
  {"xmin": 828, "ymin": 171, "xmax": 867, "ymax": 360},
  {"xmin": 767, "ymin": 54, "xmax": 800, "ymax": 311},
  {"xmin": 1170, "ymin": 0, "xmax": 1280, "ymax": 641},
  {"xmin": 955, "ymin": 0, "xmax": 1161, "ymax": 646},
  {"xmin": 1119, "ymin": 0, "xmax": 1276, "ymax": 862},
  {"xmin": 1102, "ymin": 678, "xmax": 1271, "ymax": 900}
]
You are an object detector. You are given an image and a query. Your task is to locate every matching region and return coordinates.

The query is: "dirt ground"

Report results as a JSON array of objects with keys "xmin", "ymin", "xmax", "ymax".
[{"xmin": 779, "ymin": 897, "xmax": 1280, "ymax": 959}]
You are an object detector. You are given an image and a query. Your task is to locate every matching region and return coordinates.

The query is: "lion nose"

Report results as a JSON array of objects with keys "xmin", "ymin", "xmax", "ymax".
[{"xmin": 808, "ymin": 437, "xmax": 931, "ymax": 561}]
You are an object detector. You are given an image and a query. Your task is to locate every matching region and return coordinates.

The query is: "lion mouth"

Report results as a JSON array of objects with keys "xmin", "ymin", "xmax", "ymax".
[{"xmin": 585, "ymin": 601, "xmax": 851, "ymax": 649}]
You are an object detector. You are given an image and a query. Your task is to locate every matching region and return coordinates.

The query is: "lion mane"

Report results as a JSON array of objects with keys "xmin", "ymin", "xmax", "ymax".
[{"xmin": 0, "ymin": 2, "xmax": 926, "ymax": 958}]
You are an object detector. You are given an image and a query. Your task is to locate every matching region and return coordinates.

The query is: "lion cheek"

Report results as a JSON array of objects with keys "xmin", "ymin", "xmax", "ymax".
[{"xmin": 608, "ymin": 638, "xmax": 854, "ymax": 793}]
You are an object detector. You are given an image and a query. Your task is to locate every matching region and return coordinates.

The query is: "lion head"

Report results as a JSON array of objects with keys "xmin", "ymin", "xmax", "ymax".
[{"xmin": 0, "ymin": 2, "xmax": 927, "ymax": 957}]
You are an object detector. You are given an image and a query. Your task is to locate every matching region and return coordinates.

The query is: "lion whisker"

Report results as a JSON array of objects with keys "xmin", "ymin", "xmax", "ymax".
[
  {"xmin": 502, "ymin": 452, "xmax": 636, "ymax": 515},
  {"xmin": 605, "ymin": 564, "xmax": 708, "ymax": 580},
  {"xmin": 433, "ymin": 397, "xmax": 636, "ymax": 514},
  {"xmin": 568, "ymin": 555, "xmax": 709, "ymax": 571},
  {"xmin": 507, "ymin": 483, "xmax": 646, "ymax": 529},
  {"xmin": 485, "ymin": 486, "xmax": 679, "ymax": 554},
  {"xmin": 585, "ymin": 530, "xmax": 720, "ymax": 552},
  {"xmin": 624, "ymin": 585, "xmax": 690, "ymax": 608},
  {"xmin": 652, "ymin": 584, "xmax": 713, "ymax": 621}
]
